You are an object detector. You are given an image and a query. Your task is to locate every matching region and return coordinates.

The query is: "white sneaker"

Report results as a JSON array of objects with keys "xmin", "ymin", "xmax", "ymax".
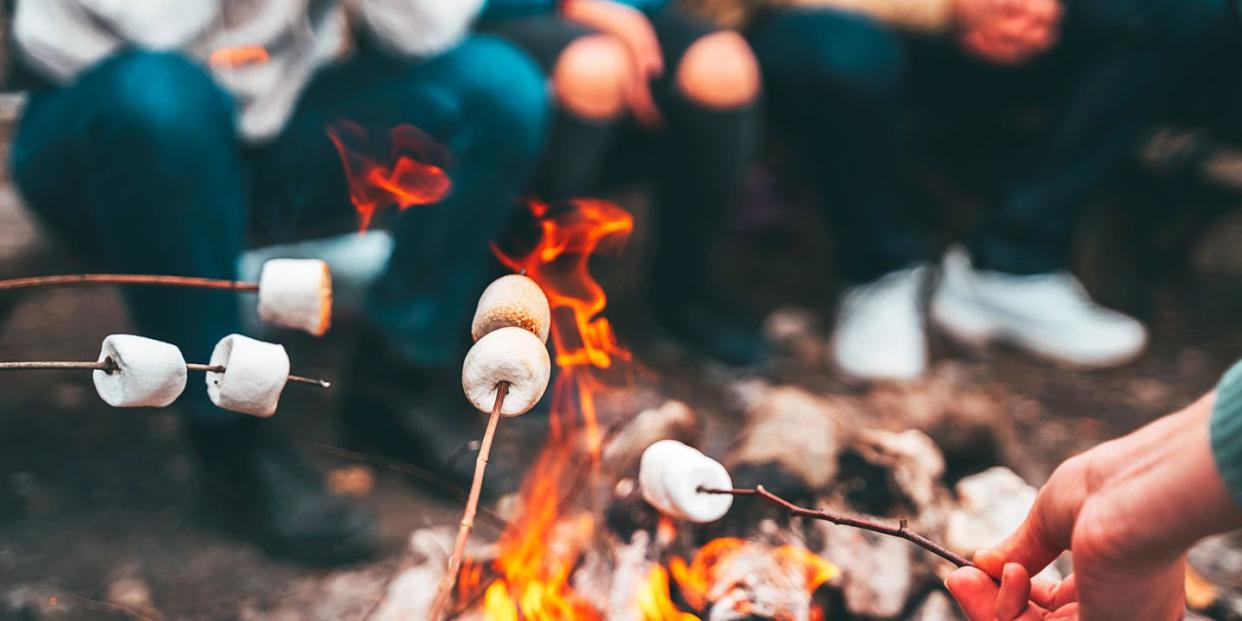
[
  {"xmin": 930, "ymin": 246, "xmax": 1147, "ymax": 367},
  {"xmin": 830, "ymin": 265, "xmax": 930, "ymax": 381}
]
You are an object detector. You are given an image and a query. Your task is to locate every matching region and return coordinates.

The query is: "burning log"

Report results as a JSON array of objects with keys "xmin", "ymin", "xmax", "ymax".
[
  {"xmin": 0, "ymin": 258, "xmax": 334, "ymax": 336},
  {"xmin": 0, "ymin": 334, "xmax": 330, "ymax": 413}
]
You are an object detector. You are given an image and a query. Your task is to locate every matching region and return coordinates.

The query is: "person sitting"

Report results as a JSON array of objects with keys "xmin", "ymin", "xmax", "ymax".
[
  {"xmin": 480, "ymin": 0, "xmax": 766, "ymax": 366},
  {"xmin": 699, "ymin": 0, "xmax": 1226, "ymax": 380},
  {"xmin": 10, "ymin": 0, "xmax": 549, "ymax": 561}
]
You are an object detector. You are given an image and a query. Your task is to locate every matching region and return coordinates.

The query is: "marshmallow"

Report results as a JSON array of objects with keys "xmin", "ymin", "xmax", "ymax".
[
  {"xmin": 206, "ymin": 334, "xmax": 290, "ymax": 417},
  {"xmin": 639, "ymin": 440, "xmax": 734, "ymax": 523},
  {"xmin": 471, "ymin": 274, "xmax": 551, "ymax": 343},
  {"xmin": 462, "ymin": 326, "xmax": 551, "ymax": 417},
  {"xmin": 257, "ymin": 259, "xmax": 333, "ymax": 336},
  {"xmin": 93, "ymin": 335, "xmax": 187, "ymax": 408}
]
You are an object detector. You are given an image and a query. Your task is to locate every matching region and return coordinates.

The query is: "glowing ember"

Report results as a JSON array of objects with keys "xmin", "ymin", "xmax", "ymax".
[
  {"xmin": 668, "ymin": 538, "xmax": 839, "ymax": 613},
  {"xmin": 209, "ymin": 45, "xmax": 269, "ymax": 67},
  {"xmin": 326, "ymin": 120, "xmax": 451, "ymax": 232}
]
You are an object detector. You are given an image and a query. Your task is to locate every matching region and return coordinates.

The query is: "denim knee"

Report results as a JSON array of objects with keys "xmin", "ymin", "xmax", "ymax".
[
  {"xmin": 85, "ymin": 50, "xmax": 237, "ymax": 151},
  {"xmin": 439, "ymin": 36, "xmax": 550, "ymax": 163}
]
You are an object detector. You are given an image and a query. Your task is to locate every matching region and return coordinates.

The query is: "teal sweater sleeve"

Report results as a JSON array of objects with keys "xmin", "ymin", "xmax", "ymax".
[
  {"xmin": 481, "ymin": 0, "xmax": 669, "ymax": 20},
  {"xmin": 1212, "ymin": 359, "xmax": 1242, "ymax": 506}
]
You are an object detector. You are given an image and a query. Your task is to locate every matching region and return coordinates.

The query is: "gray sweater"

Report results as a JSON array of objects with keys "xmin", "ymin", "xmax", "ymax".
[{"xmin": 15, "ymin": 0, "xmax": 485, "ymax": 142}]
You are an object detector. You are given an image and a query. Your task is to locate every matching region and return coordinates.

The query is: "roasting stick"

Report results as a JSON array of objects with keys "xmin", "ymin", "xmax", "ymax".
[
  {"xmin": 0, "ymin": 273, "xmax": 260, "ymax": 292},
  {"xmin": 429, "ymin": 382, "xmax": 509, "ymax": 621},
  {"xmin": 699, "ymin": 485, "xmax": 975, "ymax": 569},
  {"xmin": 0, "ymin": 359, "xmax": 331, "ymax": 387}
]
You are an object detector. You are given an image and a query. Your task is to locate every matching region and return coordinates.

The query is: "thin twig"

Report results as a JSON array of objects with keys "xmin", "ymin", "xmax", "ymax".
[
  {"xmin": 700, "ymin": 485, "xmax": 975, "ymax": 569},
  {"xmin": 0, "ymin": 359, "xmax": 331, "ymax": 388},
  {"xmin": 0, "ymin": 273, "xmax": 259, "ymax": 292},
  {"xmin": 429, "ymin": 382, "xmax": 509, "ymax": 621}
]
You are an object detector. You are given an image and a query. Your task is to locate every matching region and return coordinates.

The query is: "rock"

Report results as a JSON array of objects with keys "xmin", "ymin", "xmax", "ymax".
[
  {"xmin": 906, "ymin": 591, "xmax": 964, "ymax": 621},
  {"xmin": 852, "ymin": 429, "xmax": 947, "ymax": 517},
  {"xmin": 728, "ymin": 387, "xmax": 859, "ymax": 493},
  {"xmin": 946, "ymin": 467, "xmax": 1035, "ymax": 557},
  {"xmin": 817, "ymin": 522, "xmax": 915, "ymax": 619}
]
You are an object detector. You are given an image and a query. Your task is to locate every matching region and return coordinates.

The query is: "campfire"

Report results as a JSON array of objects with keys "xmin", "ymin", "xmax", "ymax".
[{"xmin": 367, "ymin": 199, "xmax": 942, "ymax": 621}]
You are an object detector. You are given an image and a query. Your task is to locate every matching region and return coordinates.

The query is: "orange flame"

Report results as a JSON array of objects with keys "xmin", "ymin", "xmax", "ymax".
[
  {"xmin": 326, "ymin": 120, "xmax": 451, "ymax": 232},
  {"xmin": 472, "ymin": 199, "xmax": 633, "ymax": 620},
  {"xmin": 638, "ymin": 566, "xmax": 699, "ymax": 621},
  {"xmin": 209, "ymin": 45, "xmax": 269, "ymax": 67}
]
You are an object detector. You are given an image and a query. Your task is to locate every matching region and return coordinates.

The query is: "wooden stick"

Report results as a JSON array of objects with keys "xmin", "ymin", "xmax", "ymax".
[
  {"xmin": 0, "ymin": 360, "xmax": 331, "ymax": 388},
  {"xmin": 0, "ymin": 273, "xmax": 259, "ymax": 292},
  {"xmin": 429, "ymin": 382, "xmax": 510, "ymax": 621},
  {"xmin": 700, "ymin": 485, "xmax": 975, "ymax": 569}
]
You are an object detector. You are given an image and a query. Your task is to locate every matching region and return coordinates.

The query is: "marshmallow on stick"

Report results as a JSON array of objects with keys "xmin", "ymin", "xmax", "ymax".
[
  {"xmin": 93, "ymin": 335, "xmax": 188, "ymax": 408},
  {"xmin": 257, "ymin": 259, "xmax": 333, "ymax": 337},
  {"xmin": 462, "ymin": 326, "xmax": 551, "ymax": 417},
  {"xmin": 471, "ymin": 274, "xmax": 551, "ymax": 343},
  {"xmin": 640, "ymin": 440, "xmax": 734, "ymax": 523},
  {"xmin": 206, "ymin": 334, "xmax": 290, "ymax": 417}
]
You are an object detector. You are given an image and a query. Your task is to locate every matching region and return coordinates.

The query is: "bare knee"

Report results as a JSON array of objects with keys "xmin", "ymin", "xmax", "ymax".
[
  {"xmin": 553, "ymin": 35, "xmax": 632, "ymax": 120},
  {"xmin": 676, "ymin": 31, "xmax": 760, "ymax": 109}
]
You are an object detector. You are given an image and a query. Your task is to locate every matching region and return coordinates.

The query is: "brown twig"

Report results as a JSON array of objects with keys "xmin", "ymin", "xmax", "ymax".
[
  {"xmin": 429, "ymin": 382, "xmax": 510, "ymax": 621},
  {"xmin": 700, "ymin": 485, "xmax": 975, "ymax": 569},
  {"xmin": 0, "ymin": 273, "xmax": 259, "ymax": 292},
  {"xmin": 0, "ymin": 359, "xmax": 331, "ymax": 388}
]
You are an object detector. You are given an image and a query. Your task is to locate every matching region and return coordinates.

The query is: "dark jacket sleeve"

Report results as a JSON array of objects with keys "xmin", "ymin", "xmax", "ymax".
[
  {"xmin": 1213, "ymin": 360, "xmax": 1242, "ymax": 506},
  {"xmin": 481, "ymin": 0, "xmax": 669, "ymax": 20}
]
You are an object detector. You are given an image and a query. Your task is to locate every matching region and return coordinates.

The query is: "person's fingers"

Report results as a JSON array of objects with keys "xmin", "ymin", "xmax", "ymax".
[
  {"xmin": 946, "ymin": 567, "xmax": 1001, "ymax": 620},
  {"xmin": 976, "ymin": 467, "xmax": 1085, "ymax": 577},
  {"xmin": 997, "ymin": 563, "xmax": 1033, "ymax": 621},
  {"xmin": 1046, "ymin": 603, "xmax": 1080, "ymax": 620}
]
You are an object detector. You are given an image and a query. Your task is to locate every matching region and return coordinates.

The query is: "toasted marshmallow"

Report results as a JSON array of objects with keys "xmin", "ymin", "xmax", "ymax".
[{"xmin": 471, "ymin": 274, "xmax": 550, "ymax": 343}]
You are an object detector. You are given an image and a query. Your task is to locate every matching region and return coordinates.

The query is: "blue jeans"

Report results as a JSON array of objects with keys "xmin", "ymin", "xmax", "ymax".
[{"xmin": 11, "ymin": 38, "xmax": 549, "ymax": 417}]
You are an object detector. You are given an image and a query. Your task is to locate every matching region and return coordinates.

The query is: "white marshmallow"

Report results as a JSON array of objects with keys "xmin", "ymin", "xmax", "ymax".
[
  {"xmin": 206, "ymin": 334, "xmax": 290, "ymax": 417},
  {"xmin": 462, "ymin": 327, "xmax": 551, "ymax": 417},
  {"xmin": 257, "ymin": 259, "xmax": 333, "ymax": 336},
  {"xmin": 93, "ymin": 335, "xmax": 187, "ymax": 408},
  {"xmin": 471, "ymin": 274, "xmax": 551, "ymax": 343},
  {"xmin": 639, "ymin": 440, "xmax": 734, "ymax": 523},
  {"xmin": 640, "ymin": 440, "xmax": 699, "ymax": 517}
]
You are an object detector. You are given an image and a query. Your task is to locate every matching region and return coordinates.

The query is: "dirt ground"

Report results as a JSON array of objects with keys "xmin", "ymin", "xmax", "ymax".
[{"xmin": 1, "ymin": 178, "xmax": 1241, "ymax": 620}]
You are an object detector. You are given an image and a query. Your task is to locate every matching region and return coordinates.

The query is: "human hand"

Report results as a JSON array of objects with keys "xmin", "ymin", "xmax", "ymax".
[
  {"xmin": 562, "ymin": 0, "xmax": 664, "ymax": 127},
  {"xmin": 948, "ymin": 563, "xmax": 1080, "ymax": 619},
  {"xmin": 946, "ymin": 393, "xmax": 1242, "ymax": 619},
  {"xmin": 952, "ymin": 0, "xmax": 1061, "ymax": 65}
]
